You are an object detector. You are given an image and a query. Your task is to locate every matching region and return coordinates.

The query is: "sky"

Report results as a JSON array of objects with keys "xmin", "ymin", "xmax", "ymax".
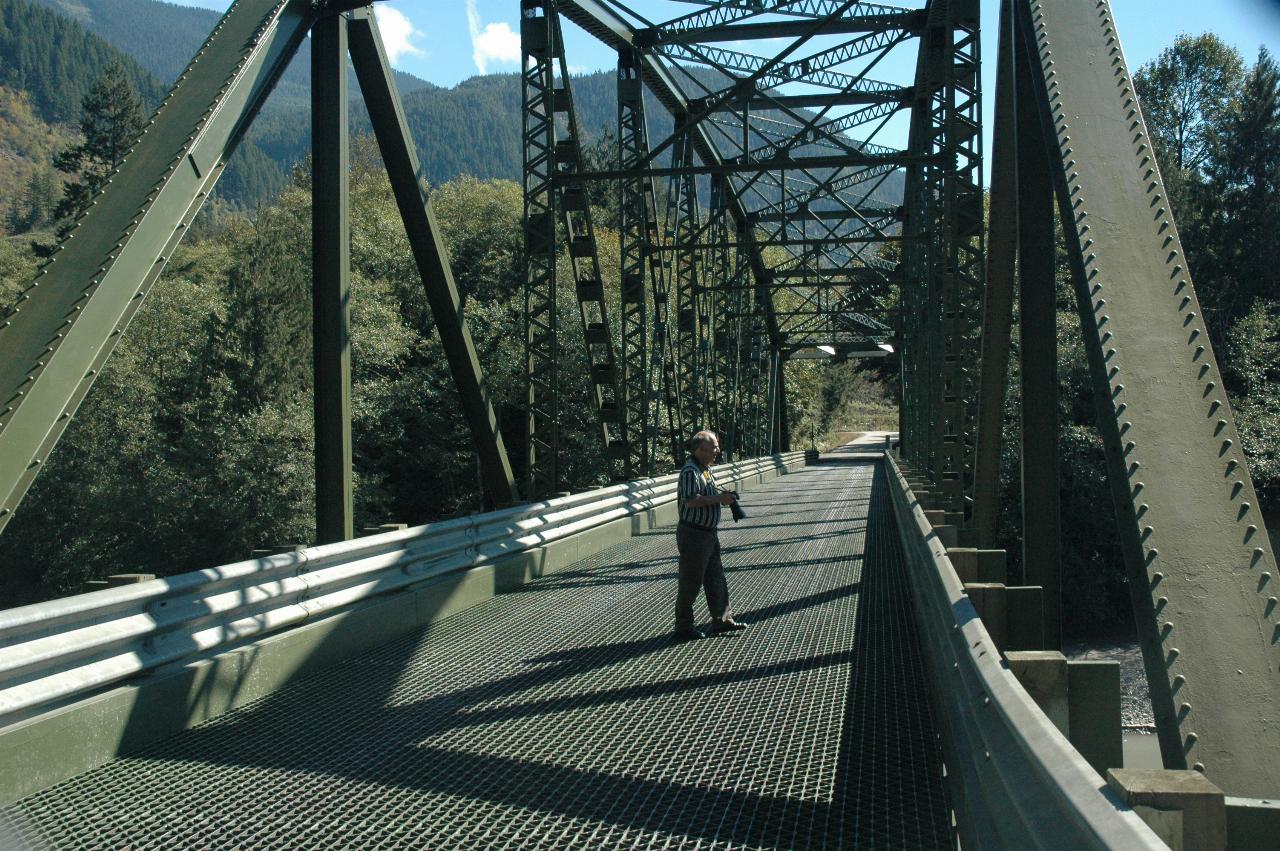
[{"xmin": 167, "ymin": 0, "xmax": 1280, "ymax": 164}]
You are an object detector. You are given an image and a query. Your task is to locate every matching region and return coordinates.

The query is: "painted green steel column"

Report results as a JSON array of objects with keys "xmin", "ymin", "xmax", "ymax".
[
  {"xmin": 1015, "ymin": 10, "xmax": 1060, "ymax": 646},
  {"xmin": 972, "ymin": 0, "xmax": 1018, "ymax": 548},
  {"xmin": 773, "ymin": 353, "xmax": 783, "ymax": 450},
  {"xmin": 311, "ymin": 11, "xmax": 354, "ymax": 544}
]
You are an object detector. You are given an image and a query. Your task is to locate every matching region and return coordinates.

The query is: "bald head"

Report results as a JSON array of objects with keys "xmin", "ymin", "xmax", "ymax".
[{"xmin": 689, "ymin": 430, "xmax": 720, "ymax": 465}]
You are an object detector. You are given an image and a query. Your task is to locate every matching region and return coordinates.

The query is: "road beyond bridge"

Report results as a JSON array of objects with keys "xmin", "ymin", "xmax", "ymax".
[{"xmin": 5, "ymin": 460, "xmax": 955, "ymax": 849}]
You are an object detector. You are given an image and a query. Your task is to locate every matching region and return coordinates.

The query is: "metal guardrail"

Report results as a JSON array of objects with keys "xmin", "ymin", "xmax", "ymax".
[
  {"xmin": 0, "ymin": 452, "xmax": 805, "ymax": 728},
  {"xmin": 883, "ymin": 452, "xmax": 1165, "ymax": 849}
]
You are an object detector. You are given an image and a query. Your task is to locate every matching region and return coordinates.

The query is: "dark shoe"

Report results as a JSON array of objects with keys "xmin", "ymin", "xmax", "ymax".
[
  {"xmin": 710, "ymin": 618, "xmax": 748, "ymax": 634},
  {"xmin": 674, "ymin": 626, "xmax": 705, "ymax": 642}
]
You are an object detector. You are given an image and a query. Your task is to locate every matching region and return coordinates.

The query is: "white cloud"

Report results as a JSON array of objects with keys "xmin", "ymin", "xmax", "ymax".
[
  {"xmin": 466, "ymin": 0, "xmax": 521, "ymax": 74},
  {"xmin": 374, "ymin": 4, "xmax": 425, "ymax": 65}
]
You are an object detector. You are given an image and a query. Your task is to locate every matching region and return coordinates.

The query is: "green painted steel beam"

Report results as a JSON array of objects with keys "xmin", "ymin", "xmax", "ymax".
[
  {"xmin": 971, "ymin": 0, "xmax": 1017, "ymax": 550},
  {"xmin": 1014, "ymin": 5, "xmax": 1061, "ymax": 647},
  {"xmin": 635, "ymin": 12, "xmax": 924, "ymax": 46},
  {"xmin": 311, "ymin": 12, "xmax": 355, "ymax": 544},
  {"xmin": 0, "ymin": 0, "xmax": 315, "ymax": 537},
  {"xmin": 1022, "ymin": 0, "xmax": 1280, "ymax": 796},
  {"xmin": 558, "ymin": 151, "xmax": 927, "ymax": 183},
  {"xmin": 347, "ymin": 8, "xmax": 517, "ymax": 507}
]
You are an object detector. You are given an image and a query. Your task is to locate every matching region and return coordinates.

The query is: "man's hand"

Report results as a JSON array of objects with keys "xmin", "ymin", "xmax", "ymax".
[{"xmin": 718, "ymin": 492, "xmax": 737, "ymax": 506}]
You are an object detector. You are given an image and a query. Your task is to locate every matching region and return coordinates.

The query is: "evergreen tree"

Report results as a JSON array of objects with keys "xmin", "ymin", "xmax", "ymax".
[
  {"xmin": 1201, "ymin": 47, "xmax": 1280, "ymax": 335},
  {"xmin": 7, "ymin": 168, "xmax": 58, "ymax": 233},
  {"xmin": 51, "ymin": 62, "xmax": 145, "ymax": 239}
]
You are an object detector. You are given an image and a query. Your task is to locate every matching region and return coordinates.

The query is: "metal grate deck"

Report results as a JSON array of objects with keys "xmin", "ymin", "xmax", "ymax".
[{"xmin": 5, "ymin": 461, "xmax": 952, "ymax": 849}]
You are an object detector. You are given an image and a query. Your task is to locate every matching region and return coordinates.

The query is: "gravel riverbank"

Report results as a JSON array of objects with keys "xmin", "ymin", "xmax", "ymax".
[{"xmin": 1065, "ymin": 638, "xmax": 1155, "ymax": 732}]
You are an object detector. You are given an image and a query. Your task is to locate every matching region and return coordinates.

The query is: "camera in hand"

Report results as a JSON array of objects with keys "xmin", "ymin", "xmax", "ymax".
[{"xmin": 724, "ymin": 490, "xmax": 747, "ymax": 522}]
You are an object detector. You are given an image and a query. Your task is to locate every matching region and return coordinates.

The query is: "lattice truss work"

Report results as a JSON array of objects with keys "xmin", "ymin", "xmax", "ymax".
[{"xmin": 521, "ymin": 0, "xmax": 978, "ymax": 492}]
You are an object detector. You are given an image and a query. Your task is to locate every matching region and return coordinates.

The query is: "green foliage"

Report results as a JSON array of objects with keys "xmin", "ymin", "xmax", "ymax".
[
  {"xmin": 789, "ymin": 360, "xmax": 896, "ymax": 451},
  {"xmin": 1224, "ymin": 301, "xmax": 1280, "ymax": 521},
  {"xmin": 1135, "ymin": 34, "xmax": 1244, "ymax": 175}
]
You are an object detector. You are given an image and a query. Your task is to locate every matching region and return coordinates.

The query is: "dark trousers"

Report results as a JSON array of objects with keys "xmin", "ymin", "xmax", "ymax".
[{"xmin": 675, "ymin": 524, "xmax": 732, "ymax": 630}]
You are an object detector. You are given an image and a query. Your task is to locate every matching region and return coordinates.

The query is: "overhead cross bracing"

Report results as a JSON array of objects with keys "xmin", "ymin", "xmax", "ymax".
[{"xmin": 524, "ymin": 0, "xmax": 969, "ymax": 492}]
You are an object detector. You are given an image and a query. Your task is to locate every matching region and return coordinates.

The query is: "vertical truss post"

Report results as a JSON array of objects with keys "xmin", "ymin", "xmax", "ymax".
[
  {"xmin": 950, "ymin": 8, "xmax": 985, "ymax": 512},
  {"xmin": 749, "ymin": 313, "xmax": 768, "ymax": 457},
  {"xmin": 707, "ymin": 179, "xmax": 733, "ymax": 443},
  {"xmin": 617, "ymin": 48, "xmax": 650, "ymax": 476},
  {"xmin": 668, "ymin": 118, "xmax": 701, "ymax": 435},
  {"xmin": 521, "ymin": 0, "xmax": 560, "ymax": 496},
  {"xmin": 972, "ymin": 0, "xmax": 1019, "ymax": 547},
  {"xmin": 901, "ymin": 77, "xmax": 934, "ymax": 478},
  {"xmin": 650, "ymin": 220, "xmax": 680, "ymax": 468},
  {"xmin": 1014, "ymin": 8, "xmax": 1061, "ymax": 644},
  {"xmin": 549, "ymin": 21, "xmax": 630, "ymax": 476},
  {"xmin": 904, "ymin": 0, "xmax": 983, "ymax": 515},
  {"xmin": 723, "ymin": 239, "xmax": 748, "ymax": 461},
  {"xmin": 347, "ymin": 9, "xmax": 517, "ymax": 508},
  {"xmin": 311, "ymin": 12, "xmax": 353, "ymax": 544},
  {"xmin": 766, "ymin": 347, "xmax": 789, "ymax": 454}
]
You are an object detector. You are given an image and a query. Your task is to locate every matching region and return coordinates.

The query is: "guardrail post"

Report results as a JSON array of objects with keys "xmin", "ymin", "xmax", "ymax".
[
  {"xmin": 965, "ymin": 583, "xmax": 1007, "ymax": 649},
  {"xmin": 1067, "ymin": 660, "xmax": 1123, "ymax": 775},
  {"xmin": 1006, "ymin": 650, "xmax": 1069, "ymax": 735},
  {"xmin": 948, "ymin": 548, "xmax": 1006, "ymax": 583},
  {"xmin": 1106, "ymin": 769, "xmax": 1228, "ymax": 851}
]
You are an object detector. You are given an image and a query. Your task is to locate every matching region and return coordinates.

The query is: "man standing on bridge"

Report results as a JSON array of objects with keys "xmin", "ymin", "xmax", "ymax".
[{"xmin": 674, "ymin": 430, "xmax": 747, "ymax": 641}]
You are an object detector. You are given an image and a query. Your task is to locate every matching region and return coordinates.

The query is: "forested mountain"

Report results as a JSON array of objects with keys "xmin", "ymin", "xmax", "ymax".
[
  {"xmin": 0, "ymin": 0, "xmax": 165, "ymax": 123},
  {"xmin": 27, "ymin": 0, "xmax": 436, "ymax": 104}
]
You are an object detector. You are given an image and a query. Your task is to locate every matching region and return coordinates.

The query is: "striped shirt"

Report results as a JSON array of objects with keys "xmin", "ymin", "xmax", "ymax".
[{"xmin": 678, "ymin": 458, "xmax": 721, "ymax": 530}]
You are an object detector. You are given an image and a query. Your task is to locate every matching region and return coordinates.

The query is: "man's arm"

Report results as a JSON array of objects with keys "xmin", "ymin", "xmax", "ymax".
[{"xmin": 686, "ymin": 492, "xmax": 736, "ymax": 507}]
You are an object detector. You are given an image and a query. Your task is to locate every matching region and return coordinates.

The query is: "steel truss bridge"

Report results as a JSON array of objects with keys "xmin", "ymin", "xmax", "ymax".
[{"xmin": 0, "ymin": 0, "xmax": 1278, "ymax": 848}]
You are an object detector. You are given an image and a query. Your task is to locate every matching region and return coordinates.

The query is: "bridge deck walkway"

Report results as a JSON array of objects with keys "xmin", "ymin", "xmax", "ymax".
[{"xmin": 7, "ymin": 459, "xmax": 951, "ymax": 849}]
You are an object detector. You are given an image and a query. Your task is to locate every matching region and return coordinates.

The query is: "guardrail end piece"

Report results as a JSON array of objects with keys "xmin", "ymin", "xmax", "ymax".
[{"xmin": 1107, "ymin": 768, "xmax": 1228, "ymax": 851}]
